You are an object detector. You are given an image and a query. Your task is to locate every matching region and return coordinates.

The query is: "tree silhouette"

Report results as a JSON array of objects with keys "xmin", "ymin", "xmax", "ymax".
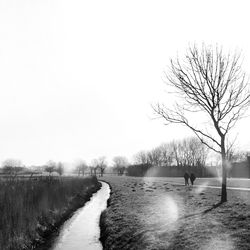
[
  {"xmin": 113, "ymin": 156, "xmax": 128, "ymax": 175},
  {"xmin": 153, "ymin": 44, "xmax": 250, "ymax": 202}
]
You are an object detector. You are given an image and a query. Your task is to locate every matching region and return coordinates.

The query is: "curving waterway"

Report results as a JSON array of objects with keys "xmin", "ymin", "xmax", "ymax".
[{"xmin": 51, "ymin": 181, "xmax": 110, "ymax": 250}]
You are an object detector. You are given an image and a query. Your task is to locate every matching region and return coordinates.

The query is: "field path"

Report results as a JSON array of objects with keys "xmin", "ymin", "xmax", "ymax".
[
  {"xmin": 166, "ymin": 180, "xmax": 250, "ymax": 192},
  {"xmin": 154, "ymin": 177, "xmax": 250, "ymax": 189}
]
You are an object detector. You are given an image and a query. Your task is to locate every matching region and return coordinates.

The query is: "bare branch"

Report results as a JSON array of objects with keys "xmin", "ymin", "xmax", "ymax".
[{"xmin": 154, "ymin": 44, "xmax": 250, "ymax": 159}]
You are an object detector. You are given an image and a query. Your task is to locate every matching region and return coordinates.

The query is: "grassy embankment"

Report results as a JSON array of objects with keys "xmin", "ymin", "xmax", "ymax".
[
  {"xmin": 100, "ymin": 176, "xmax": 250, "ymax": 250},
  {"xmin": 0, "ymin": 176, "xmax": 101, "ymax": 250}
]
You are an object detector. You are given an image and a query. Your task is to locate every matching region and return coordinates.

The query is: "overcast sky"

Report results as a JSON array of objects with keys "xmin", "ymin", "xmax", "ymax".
[{"xmin": 0, "ymin": 0, "xmax": 249, "ymax": 166}]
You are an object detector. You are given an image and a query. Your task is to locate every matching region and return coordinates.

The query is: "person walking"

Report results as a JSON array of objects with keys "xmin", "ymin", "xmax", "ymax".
[
  {"xmin": 190, "ymin": 173, "xmax": 196, "ymax": 185},
  {"xmin": 184, "ymin": 172, "xmax": 190, "ymax": 186}
]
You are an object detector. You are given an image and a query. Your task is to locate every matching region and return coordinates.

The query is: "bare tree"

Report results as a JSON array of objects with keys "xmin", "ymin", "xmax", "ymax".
[
  {"xmin": 178, "ymin": 137, "xmax": 208, "ymax": 168},
  {"xmin": 147, "ymin": 147, "xmax": 162, "ymax": 167},
  {"xmin": 227, "ymin": 148, "xmax": 249, "ymax": 163},
  {"xmin": 2, "ymin": 159, "xmax": 23, "ymax": 178},
  {"xmin": 88, "ymin": 166, "xmax": 94, "ymax": 176},
  {"xmin": 92, "ymin": 157, "xmax": 107, "ymax": 177},
  {"xmin": 170, "ymin": 137, "xmax": 208, "ymax": 168},
  {"xmin": 74, "ymin": 160, "xmax": 88, "ymax": 176},
  {"xmin": 153, "ymin": 44, "xmax": 250, "ymax": 202},
  {"xmin": 98, "ymin": 157, "xmax": 107, "ymax": 177},
  {"xmin": 45, "ymin": 160, "xmax": 57, "ymax": 176},
  {"xmin": 133, "ymin": 151, "xmax": 149, "ymax": 165},
  {"xmin": 188, "ymin": 137, "xmax": 208, "ymax": 167},
  {"xmin": 113, "ymin": 156, "xmax": 128, "ymax": 175},
  {"xmin": 158, "ymin": 143, "xmax": 174, "ymax": 166},
  {"xmin": 169, "ymin": 139, "xmax": 195, "ymax": 167}
]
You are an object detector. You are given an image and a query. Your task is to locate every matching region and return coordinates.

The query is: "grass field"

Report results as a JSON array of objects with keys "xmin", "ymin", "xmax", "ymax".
[
  {"xmin": 100, "ymin": 176, "xmax": 250, "ymax": 250},
  {"xmin": 0, "ymin": 176, "xmax": 100, "ymax": 250}
]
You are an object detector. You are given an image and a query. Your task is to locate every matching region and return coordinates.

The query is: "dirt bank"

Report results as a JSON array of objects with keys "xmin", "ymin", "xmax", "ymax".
[
  {"xmin": 32, "ymin": 176, "xmax": 102, "ymax": 250},
  {"xmin": 99, "ymin": 180, "xmax": 112, "ymax": 248}
]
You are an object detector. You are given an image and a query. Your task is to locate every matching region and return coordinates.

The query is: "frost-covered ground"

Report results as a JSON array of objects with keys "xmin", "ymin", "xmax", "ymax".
[{"xmin": 100, "ymin": 176, "xmax": 250, "ymax": 250}]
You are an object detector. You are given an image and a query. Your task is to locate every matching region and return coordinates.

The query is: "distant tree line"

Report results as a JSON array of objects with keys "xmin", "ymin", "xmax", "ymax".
[
  {"xmin": 106, "ymin": 137, "xmax": 210, "ymax": 177},
  {"xmin": 0, "ymin": 157, "xmax": 108, "ymax": 179},
  {"xmin": 109, "ymin": 136, "xmax": 250, "ymax": 177},
  {"xmin": 1, "ymin": 139, "xmax": 249, "ymax": 179},
  {"xmin": 134, "ymin": 137, "xmax": 208, "ymax": 168}
]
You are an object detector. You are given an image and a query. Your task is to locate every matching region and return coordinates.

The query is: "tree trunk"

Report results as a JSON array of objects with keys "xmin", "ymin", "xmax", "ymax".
[{"xmin": 221, "ymin": 145, "xmax": 227, "ymax": 202}]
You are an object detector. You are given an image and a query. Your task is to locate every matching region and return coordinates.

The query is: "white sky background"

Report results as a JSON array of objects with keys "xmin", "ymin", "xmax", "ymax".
[{"xmin": 0, "ymin": 0, "xmax": 250, "ymax": 166}]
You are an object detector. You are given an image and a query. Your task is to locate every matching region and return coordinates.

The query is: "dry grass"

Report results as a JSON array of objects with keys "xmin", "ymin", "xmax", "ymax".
[
  {"xmin": 0, "ymin": 176, "xmax": 100, "ymax": 250},
  {"xmin": 100, "ymin": 176, "xmax": 250, "ymax": 250}
]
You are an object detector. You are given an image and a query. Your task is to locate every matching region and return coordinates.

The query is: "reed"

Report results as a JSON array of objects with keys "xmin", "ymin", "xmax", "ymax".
[{"xmin": 0, "ymin": 176, "xmax": 99, "ymax": 250}]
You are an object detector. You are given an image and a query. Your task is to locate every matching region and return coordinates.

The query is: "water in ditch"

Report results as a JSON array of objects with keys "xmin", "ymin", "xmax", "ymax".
[{"xmin": 51, "ymin": 181, "xmax": 110, "ymax": 250}]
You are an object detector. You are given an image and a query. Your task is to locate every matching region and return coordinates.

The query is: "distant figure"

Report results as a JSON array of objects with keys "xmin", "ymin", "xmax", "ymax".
[
  {"xmin": 184, "ymin": 172, "xmax": 190, "ymax": 186},
  {"xmin": 190, "ymin": 173, "xmax": 196, "ymax": 185}
]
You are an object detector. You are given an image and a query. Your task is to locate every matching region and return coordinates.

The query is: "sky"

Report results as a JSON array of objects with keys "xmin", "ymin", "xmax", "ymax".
[{"xmin": 0, "ymin": 0, "xmax": 250, "ymax": 166}]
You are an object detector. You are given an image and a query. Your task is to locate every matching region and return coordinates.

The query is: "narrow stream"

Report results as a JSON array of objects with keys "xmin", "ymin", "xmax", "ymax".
[{"xmin": 51, "ymin": 181, "xmax": 110, "ymax": 250}]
